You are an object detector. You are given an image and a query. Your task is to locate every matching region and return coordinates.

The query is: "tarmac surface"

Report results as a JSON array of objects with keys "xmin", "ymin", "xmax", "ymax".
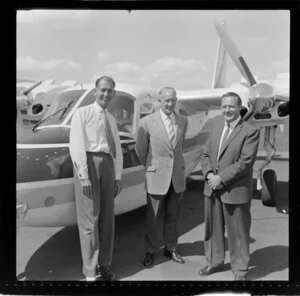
[{"xmin": 16, "ymin": 158, "xmax": 289, "ymax": 281}]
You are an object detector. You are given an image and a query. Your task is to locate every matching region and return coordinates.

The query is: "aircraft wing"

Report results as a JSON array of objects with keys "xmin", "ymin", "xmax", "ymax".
[
  {"xmin": 177, "ymin": 88, "xmax": 226, "ymax": 112},
  {"xmin": 176, "ymin": 85, "xmax": 252, "ymax": 116},
  {"xmin": 276, "ymin": 94, "xmax": 289, "ymax": 102}
]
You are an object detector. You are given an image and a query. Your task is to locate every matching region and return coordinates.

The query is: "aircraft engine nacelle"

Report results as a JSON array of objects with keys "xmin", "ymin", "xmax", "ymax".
[
  {"xmin": 22, "ymin": 85, "xmax": 72, "ymax": 122},
  {"xmin": 17, "ymin": 94, "xmax": 33, "ymax": 111},
  {"xmin": 247, "ymin": 82, "xmax": 276, "ymax": 113},
  {"xmin": 249, "ymin": 100, "xmax": 289, "ymax": 127}
]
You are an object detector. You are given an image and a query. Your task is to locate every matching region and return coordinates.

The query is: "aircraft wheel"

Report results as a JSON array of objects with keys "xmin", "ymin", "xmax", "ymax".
[{"xmin": 261, "ymin": 169, "xmax": 277, "ymax": 207}]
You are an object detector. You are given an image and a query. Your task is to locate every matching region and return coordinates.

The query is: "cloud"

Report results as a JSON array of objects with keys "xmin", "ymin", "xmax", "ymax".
[
  {"xmin": 90, "ymin": 57, "xmax": 211, "ymax": 89},
  {"xmin": 17, "ymin": 10, "xmax": 94, "ymax": 29},
  {"xmin": 276, "ymin": 72, "xmax": 289, "ymax": 80},
  {"xmin": 96, "ymin": 51, "xmax": 110, "ymax": 62},
  {"xmin": 147, "ymin": 57, "xmax": 205, "ymax": 77},
  {"xmin": 272, "ymin": 55, "xmax": 289, "ymax": 73},
  {"xmin": 104, "ymin": 62, "xmax": 141, "ymax": 74},
  {"xmin": 17, "ymin": 55, "xmax": 81, "ymax": 72}
]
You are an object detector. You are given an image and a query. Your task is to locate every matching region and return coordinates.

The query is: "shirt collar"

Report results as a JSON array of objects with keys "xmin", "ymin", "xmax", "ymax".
[
  {"xmin": 93, "ymin": 101, "xmax": 105, "ymax": 113},
  {"xmin": 225, "ymin": 115, "xmax": 241, "ymax": 129},
  {"xmin": 160, "ymin": 109, "xmax": 174, "ymax": 121}
]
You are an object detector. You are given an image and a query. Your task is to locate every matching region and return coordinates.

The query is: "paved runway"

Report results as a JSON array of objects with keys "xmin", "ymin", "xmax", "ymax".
[{"xmin": 16, "ymin": 159, "xmax": 289, "ymax": 281}]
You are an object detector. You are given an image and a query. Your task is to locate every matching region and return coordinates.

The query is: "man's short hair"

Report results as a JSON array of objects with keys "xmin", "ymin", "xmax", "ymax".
[
  {"xmin": 159, "ymin": 86, "xmax": 176, "ymax": 96},
  {"xmin": 95, "ymin": 76, "xmax": 116, "ymax": 89},
  {"xmin": 221, "ymin": 92, "xmax": 242, "ymax": 106}
]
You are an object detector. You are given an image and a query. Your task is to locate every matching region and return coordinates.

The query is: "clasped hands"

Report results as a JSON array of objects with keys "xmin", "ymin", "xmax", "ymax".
[
  {"xmin": 206, "ymin": 172, "xmax": 224, "ymax": 191},
  {"xmin": 80, "ymin": 178, "xmax": 122, "ymax": 198}
]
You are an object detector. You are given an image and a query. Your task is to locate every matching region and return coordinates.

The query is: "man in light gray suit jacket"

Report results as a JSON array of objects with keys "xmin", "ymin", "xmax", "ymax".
[
  {"xmin": 136, "ymin": 87, "xmax": 188, "ymax": 268},
  {"xmin": 199, "ymin": 92, "xmax": 260, "ymax": 281}
]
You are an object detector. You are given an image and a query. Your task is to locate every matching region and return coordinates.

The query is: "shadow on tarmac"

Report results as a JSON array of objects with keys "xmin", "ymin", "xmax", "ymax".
[
  {"xmin": 18, "ymin": 178, "xmax": 288, "ymax": 281},
  {"xmin": 252, "ymin": 180, "xmax": 289, "ymax": 214},
  {"xmin": 247, "ymin": 245, "xmax": 289, "ymax": 280}
]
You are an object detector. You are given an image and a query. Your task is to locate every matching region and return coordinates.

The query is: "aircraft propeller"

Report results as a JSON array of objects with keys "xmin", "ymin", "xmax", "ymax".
[
  {"xmin": 22, "ymin": 80, "xmax": 43, "ymax": 96},
  {"xmin": 214, "ymin": 21, "xmax": 276, "ymax": 116}
]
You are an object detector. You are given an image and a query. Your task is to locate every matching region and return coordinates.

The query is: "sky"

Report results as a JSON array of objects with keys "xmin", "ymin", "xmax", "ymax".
[{"xmin": 17, "ymin": 10, "xmax": 290, "ymax": 91}]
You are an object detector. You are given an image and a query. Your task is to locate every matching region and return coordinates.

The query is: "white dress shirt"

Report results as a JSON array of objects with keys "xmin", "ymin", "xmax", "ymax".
[
  {"xmin": 217, "ymin": 115, "xmax": 241, "ymax": 159},
  {"xmin": 160, "ymin": 109, "xmax": 176, "ymax": 140},
  {"xmin": 69, "ymin": 101, "xmax": 123, "ymax": 180}
]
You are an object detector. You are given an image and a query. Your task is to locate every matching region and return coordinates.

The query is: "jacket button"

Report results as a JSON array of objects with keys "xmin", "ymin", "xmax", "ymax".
[{"xmin": 170, "ymin": 154, "xmax": 173, "ymax": 158}]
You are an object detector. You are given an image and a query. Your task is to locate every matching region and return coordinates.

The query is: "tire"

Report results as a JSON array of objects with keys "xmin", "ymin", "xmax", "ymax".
[{"xmin": 261, "ymin": 169, "xmax": 277, "ymax": 207}]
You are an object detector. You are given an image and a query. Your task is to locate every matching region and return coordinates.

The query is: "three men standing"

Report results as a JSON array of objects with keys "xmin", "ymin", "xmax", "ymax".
[
  {"xmin": 199, "ymin": 92, "xmax": 260, "ymax": 280},
  {"xmin": 69, "ymin": 76, "xmax": 259, "ymax": 281},
  {"xmin": 135, "ymin": 87, "xmax": 188, "ymax": 268},
  {"xmin": 69, "ymin": 76, "xmax": 123, "ymax": 281}
]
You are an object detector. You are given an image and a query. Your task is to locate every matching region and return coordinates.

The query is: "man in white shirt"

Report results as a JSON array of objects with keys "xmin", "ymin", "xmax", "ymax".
[
  {"xmin": 69, "ymin": 76, "xmax": 123, "ymax": 281},
  {"xmin": 199, "ymin": 92, "xmax": 260, "ymax": 281},
  {"xmin": 136, "ymin": 87, "xmax": 188, "ymax": 268}
]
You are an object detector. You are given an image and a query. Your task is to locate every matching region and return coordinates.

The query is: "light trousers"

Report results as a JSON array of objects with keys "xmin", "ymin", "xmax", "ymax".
[{"xmin": 74, "ymin": 152, "xmax": 115, "ymax": 277}]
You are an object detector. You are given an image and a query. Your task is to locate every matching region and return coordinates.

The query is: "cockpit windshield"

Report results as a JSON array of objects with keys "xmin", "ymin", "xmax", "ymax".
[
  {"xmin": 39, "ymin": 89, "xmax": 85, "ymax": 126},
  {"xmin": 39, "ymin": 88, "xmax": 135, "ymax": 134}
]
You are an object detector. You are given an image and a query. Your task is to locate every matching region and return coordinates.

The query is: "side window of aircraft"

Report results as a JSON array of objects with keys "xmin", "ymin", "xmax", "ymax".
[
  {"xmin": 122, "ymin": 142, "xmax": 141, "ymax": 168},
  {"xmin": 66, "ymin": 90, "xmax": 135, "ymax": 133},
  {"xmin": 107, "ymin": 92, "xmax": 135, "ymax": 133}
]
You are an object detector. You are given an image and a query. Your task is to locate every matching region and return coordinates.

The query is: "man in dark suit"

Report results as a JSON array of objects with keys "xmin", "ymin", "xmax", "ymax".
[
  {"xmin": 135, "ymin": 87, "xmax": 188, "ymax": 268},
  {"xmin": 199, "ymin": 92, "xmax": 260, "ymax": 281}
]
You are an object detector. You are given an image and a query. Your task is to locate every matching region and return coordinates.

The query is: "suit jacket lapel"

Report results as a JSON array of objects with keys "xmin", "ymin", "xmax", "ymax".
[{"xmin": 218, "ymin": 119, "xmax": 243, "ymax": 160}]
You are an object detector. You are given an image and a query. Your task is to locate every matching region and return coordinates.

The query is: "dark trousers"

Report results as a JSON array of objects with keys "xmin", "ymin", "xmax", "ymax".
[
  {"xmin": 145, "ymin": 182, "xmax": 184, "ymax": 253},
  {"xmin": 204, "ymin": 194, "xmax": 251, "ymax": 276},
  {"xmin": 74, "ymin": 152, "xmax": 115, "ymax": 277}
]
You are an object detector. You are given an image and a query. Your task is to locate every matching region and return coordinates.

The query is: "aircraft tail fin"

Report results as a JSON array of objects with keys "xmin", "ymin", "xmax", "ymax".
[{"xmin": 211, "ymin": 24, "xmax": 228, "ymax": 89}]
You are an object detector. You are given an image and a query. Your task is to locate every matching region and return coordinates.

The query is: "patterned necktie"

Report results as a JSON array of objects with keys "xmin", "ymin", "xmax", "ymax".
[
  {"xmin": 218, "ymin": 123, "xmax": 230, "ymax": 159},
  {"xmin": 166, "ymin": 115, "xmax": 175, "ymax": 147},
  {"xmin": 103, "ymin": 110, "xmax": 116, "ymax": 158}
]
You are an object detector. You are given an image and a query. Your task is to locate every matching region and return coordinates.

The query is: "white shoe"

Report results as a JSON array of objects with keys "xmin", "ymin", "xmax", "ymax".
[{"xmin": 86, "ymin": 275, "xmax": 100, "ymax": 281}]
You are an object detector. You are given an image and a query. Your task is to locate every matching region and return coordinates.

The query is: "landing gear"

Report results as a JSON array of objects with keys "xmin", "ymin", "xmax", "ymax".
[
  {"xmin": 256, "ymin": 125, "xmax": 278, "ymax": 207},
  {"xmin": 260, "ymin": 168, "xmax": 277, "ymax": 206}
]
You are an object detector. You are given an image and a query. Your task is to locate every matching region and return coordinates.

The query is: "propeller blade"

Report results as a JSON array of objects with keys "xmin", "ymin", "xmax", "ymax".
[
  {"xmin": 214, "ymin": 21, "xmax": 256, "ymax": 86},
  {"xmin": 22, "ymin": 80, "xmax": 43, "ymax": 96}
]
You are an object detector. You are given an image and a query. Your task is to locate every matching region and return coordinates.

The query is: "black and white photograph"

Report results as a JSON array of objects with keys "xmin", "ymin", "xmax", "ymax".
[{"xmin": 16, "ymin": 9, "xmax": 289, "ymax": 285}]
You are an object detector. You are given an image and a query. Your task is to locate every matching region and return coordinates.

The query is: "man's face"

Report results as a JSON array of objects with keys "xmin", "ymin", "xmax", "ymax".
[
  {"xmin": 95, "ymin": 79, "xmax": 115, "ymax": 109},
  {"xmin": 221, "ymin": 95, "xmax": 242, "ymax": 123},
  {"xmin": 160, "ymin": 90, "xmax": 177, "ymax": 116}
]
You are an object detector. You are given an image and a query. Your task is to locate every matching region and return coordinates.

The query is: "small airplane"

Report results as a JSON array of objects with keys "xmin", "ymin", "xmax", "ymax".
[{"xmin": 16, "ymin": 21, "xmax": 289, "ymax": 228}]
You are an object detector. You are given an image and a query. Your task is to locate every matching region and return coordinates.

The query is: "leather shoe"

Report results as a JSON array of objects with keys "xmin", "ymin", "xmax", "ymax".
[
  {"xmin": 234, "ymin": 275, "xmax": 247, "ymax": 281},
  {"xmin": 198, "ymin": 264, "xmax": 224, "ymax": 276},
  {"xmin": 164, "ymin": 249, "xmax": 185, "ymax": 264},
  {"xmin": 142, "ymin": 252, "xmax": 154, "ymax": 268},
  {"xmin": 97, "ymin": 266, "xmax": 116, "ymax": 281}
]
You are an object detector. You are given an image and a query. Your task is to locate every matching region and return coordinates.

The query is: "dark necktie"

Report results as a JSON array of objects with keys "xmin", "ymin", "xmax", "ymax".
[
  {"xmin": 218, "ymin": 123, "xmax": 230, "ymax": 159},
  {"xmin": 103, "ymin": 110, "xmax": 116, "ymax": 158}
]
